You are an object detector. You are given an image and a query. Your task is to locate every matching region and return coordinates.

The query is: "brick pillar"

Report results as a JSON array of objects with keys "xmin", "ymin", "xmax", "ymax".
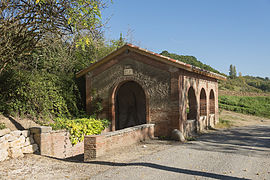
[
  {"xmin": 215, "ymin": 83, "xmax": 219, "ymax": 124},
  {"xmin": 84, "ymin": 135, "xmax": 105, "ymax": 161},
  {"xmin": 30, "ymin": 126, "xmax": 52, "ymax": 156},
  {"xmin": 178, "ymin": 74, "xmax": 185, "ymax": 133},
  {"xmin": 169, "ymin": 70, "xmax": 180, "ymax": 134}
]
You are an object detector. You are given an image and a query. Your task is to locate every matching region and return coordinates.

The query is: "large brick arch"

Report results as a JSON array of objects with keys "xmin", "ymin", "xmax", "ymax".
[{"xmin": 110, "ymin": 77, "xmax": 150, "ymax": 131}]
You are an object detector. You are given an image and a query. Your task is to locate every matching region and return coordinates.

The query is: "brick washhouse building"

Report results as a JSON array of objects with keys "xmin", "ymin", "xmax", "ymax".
[{"xmin": 76, "ymin": 44, "xmax": 226, "ymax": 137}]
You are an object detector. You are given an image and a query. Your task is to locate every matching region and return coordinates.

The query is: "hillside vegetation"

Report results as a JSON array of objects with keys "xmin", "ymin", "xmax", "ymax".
[
  {"xmin": 219, "ymin": 76, "xmax": 270, "ymax": 93},
  {"xmin": 161, "ymin": 51, "xmax": 270, "ymax": 94},
  {"xmin": 162, "ymin": 51, "xmax": 270, "ymax": 119},
  {"xmin": 219, "ymin": 96, "xmax": 270, "ymax": 119},
  {"xmin": 160, "ymin": 50, "xmax": 222, "ymax": 75}
]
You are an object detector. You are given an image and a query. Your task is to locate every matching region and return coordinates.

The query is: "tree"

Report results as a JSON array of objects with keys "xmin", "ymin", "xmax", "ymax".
[
  {"xmin": 0, "ymin": 0, "xmax": 107, "ymax": 75},
  {"xmin": 229, "ymin": 64, "xmax": 237, "ymax": 78},
  {"xmin": 239, "ymin": 72, "xmax": 242, "ymax": 78}
]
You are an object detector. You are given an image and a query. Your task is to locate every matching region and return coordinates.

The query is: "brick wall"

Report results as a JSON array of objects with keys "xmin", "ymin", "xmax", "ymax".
[
  {"xmin": 85, "ymin": 50, "xmax": 220, "ymax": 138},
  {"xmin": 84, "ymin": 124, "xmax": 154, "ymax": 161},
  {"xmin": 30, "ymin": 126, "xmax": 83, "ymax": 159}
]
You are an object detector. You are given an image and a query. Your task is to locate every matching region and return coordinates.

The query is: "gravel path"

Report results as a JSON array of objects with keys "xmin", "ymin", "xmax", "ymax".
[
  {"xmin": 0, "ymin": 139, "xmax": 175, "ymax": 180},
  {"xmin": 92, "ymin": 125, "xmax": 270, "ymax": 180}
]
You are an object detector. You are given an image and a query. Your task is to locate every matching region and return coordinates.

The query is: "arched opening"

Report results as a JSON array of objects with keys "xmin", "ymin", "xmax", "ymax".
[
  {"xmin": 115, "ymin": 81, "xmax": 146, "ymax": 130},
  {"xmin": 209, "ymin": 90, "xmax": 215, "ymax": 114},
  {"xmin": 187, "ymin": 87, "xmax": 197, "ymax": 120},
  {"xmin": 200, "ymin": 88, "xmax": 207, "ymax": 116}
]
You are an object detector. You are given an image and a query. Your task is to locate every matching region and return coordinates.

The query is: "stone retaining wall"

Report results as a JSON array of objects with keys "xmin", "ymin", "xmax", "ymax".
[
  {"xmin": 0, "ymin": 129, "xmax": 38, "ymax": 162},
  {"xmin": 84, "ymin": 124, "xmax": 155, "ymax": 161},
  {"xmin": 30, "ymin": 126, "xmax": 84, "ymax": 158}
]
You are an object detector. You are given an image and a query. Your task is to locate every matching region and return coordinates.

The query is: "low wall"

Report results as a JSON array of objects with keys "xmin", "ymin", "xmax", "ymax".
[
  {"xmin": 184, "ymin": 120, "xmax": 196, "ymax": 137},
  {"xmin": 30, "ymin": 126, "xmax": 83, "ymax": 159},
  {"xmin": 84, "ymin": 124, "xmax": 155, "ymax": 161},
  {"xmin": 198, "ymin": 116, "xmax": 207, "ymax": 132},
  {"xmin": 209, "ymin": 114, "xmax": 216, "ymax": 127},
  {"xmin": 0, "ymin": 129, "xmax": 38, "ymax": 162}
]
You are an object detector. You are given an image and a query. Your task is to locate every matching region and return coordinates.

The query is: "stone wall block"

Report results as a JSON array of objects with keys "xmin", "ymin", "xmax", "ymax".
[
  {"xmin": 22, "ymin": 144, "xmax": 38, "ymax": 154},
  {"xmin": 24, "ymin": 136, "xmax": 35, "ymax": 146},
  {"xmin": 0, "ymin": 136, "xmax": 5, "ymax": 143},
  {"xmin": 0, "ymin": 128, "xmax": 11, "ymax": 137},
  {"xmin": 4, "ymin": 134, "xmax": 17, "ymax": 142},
  {"xmin": 10, "ymin": 130, "xmax": 22, "ymax": 138},
  {"xmin": 0, "ymin": 149, "xmax": 9, "ymax": 162},
  {"xmin": 8, "ymin": 147, "xmax": 24, "ymax": 158},
  {"xmin": 9, "ymin": 135, "xmax": 25, "ymax": 148},
  {"xmin": 24, "ymin": 137, "xmax": 32, "ymax": 147},
  {"xmin": 0, "ymin": 140, "xmax": 9, "ymax": 150},
  {"xmin": 21, "ymin": 130, "xmax": 30, "ymax": 137}
]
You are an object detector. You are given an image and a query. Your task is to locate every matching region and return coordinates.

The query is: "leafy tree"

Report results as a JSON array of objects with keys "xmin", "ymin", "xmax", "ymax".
[
  {"xmin": 0, "ymin": 0, "xmax": 106, "ymax": 74},
  {"xmin": 229, "ymin": 64, "xmax": 237, "ymax": 78}
]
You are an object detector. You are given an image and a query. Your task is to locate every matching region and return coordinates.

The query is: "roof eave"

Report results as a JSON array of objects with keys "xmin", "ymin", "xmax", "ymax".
[{"xmin": 76, "ymin": 44, "xmax": 227, "ymax": 81}]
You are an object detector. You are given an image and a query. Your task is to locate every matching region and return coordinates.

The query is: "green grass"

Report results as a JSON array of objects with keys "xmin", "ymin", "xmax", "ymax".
[
  {"xmin": 219, "ymin": 95, "xmax": 270, "ymax": 118},
  {"xmin": 215, "ymin": 118, "xmax": 232, "ymax": 129}
]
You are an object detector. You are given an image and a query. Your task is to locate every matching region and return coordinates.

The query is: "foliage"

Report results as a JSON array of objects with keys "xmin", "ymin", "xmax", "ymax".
[
  {"xmin": 219, "ymin": 95, "xmax": 270, "ymax": 118},
  {"xmin": 0, "ymin": 69, "xmax": 82, "ymax": 122},
  {"xmin": 186, "ymin": 136, "xmax": 197, "ymax": 141},
  {"xmin": 229, "ymin": 64, "xmax": 237, "ymax": 79},
  {"xmin": 160, "ymin": 50, "xmax": 223, "ymax": 75},
  {"xmin": 0, "ymin": 123, "xmax": 6, "ymax": 130},
  {"xmin": 49, "ymin": 116, "xmax": 110, "ymax": 145},
  {"xmin": 0, "ymin": 32, "xmax": 125, "ymax": 121},
  {"xmin": 0, "ymin": 0, "xmax": 107, "ymax": 75},
  {"xmin": 215, "ymin": 118, "xmax": 232, "ymax": 129},
  {"xmin": 219, "ymin": 76, "xmax": 270, "ymax": 93}
]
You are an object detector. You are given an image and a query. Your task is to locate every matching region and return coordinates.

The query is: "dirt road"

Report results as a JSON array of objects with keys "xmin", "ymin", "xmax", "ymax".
[{"xmin": 92, "ymin": 125, "xmax": 270, "ymax": 180}]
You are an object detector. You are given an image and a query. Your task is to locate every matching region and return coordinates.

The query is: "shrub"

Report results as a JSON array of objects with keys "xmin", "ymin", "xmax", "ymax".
[
  {"xmin": 49, "ymin": 116, "xmax": 110, "ymax": 145},
  {"xmin": 0, "ymin": 69, "xmax": 82, "ymax": 123}
]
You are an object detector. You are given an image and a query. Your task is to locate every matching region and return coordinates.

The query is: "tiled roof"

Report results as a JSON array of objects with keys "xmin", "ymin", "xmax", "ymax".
[{"xmin": 76, "ymin": 43, "xmax": 226, "ymax": 80}]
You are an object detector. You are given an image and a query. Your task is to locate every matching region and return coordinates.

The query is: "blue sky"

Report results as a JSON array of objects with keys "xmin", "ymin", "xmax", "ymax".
[{"xmin": 102, "ymin": 0, "xmax": 270, "ymax": 77}]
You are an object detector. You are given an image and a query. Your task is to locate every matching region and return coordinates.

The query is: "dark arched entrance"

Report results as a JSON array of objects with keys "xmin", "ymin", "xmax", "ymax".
[
  {"xmin": 187, "ymin": 86, "xmax": 197, "ymax": 120},
  {"xmin": 115, "ymin": 81, "xmax": 146, "ymax": 130}
]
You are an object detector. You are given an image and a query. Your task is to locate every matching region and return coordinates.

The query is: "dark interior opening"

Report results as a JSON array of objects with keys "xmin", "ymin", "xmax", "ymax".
[
  {"xmin": 209, "ymin": 90, "xmax": 215, "ymax": 114},
  {"xmin": 115, "ymin": 81, "xmax": 146, "ymax": 130},
  {"xmin": 187, "ymin": 86, "xmax": 197, "ymax": 120},
  {"xmin": 200, "ymin": 88, "xmax": 207, "ymax": 116}
]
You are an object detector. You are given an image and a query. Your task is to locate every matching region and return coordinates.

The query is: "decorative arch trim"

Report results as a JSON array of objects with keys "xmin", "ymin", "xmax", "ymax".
[{"xmin": 110, "ymin": 78, "xmax": 150, "ymax": 131}]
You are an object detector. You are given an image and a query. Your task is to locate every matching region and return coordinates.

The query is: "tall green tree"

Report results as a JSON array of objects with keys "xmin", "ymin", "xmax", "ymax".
[{"xmin": 229, "ymin": 64, "xmax": 237, "ymax": 78}]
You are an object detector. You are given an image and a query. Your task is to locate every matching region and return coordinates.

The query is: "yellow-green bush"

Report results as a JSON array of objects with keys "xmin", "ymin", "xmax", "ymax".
[{"xmin": 49, "ymin": 117, "xmax": 110, "ymax": 145}]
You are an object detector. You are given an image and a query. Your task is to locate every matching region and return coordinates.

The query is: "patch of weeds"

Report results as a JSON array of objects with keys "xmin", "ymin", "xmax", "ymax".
[
  {"xmin": 0, "ymin": 122, "xmax": 6, "ymax": 130},
  {"xmin": 186, "ymin": 136, "xmax": 197, "ymax": 141},
  {"xmin": 215, "ymin": 118, "xmax": 232, "ymax": 129}
]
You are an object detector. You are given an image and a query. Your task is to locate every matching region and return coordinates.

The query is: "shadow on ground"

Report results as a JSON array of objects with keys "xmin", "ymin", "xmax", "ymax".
[
  {"xmin": 188, "ymin": 125, "xmax": 270, "ymax": 157},
  {"xmin": 88, "ymin": 161, "xmax": 249, "ymax": 180}
]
